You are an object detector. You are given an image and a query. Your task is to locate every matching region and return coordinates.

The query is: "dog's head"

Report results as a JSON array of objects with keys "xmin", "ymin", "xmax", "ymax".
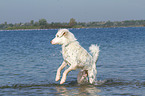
[{"xmin": 51, "ymin": 29, "xmax": 77, "ymax": 45}]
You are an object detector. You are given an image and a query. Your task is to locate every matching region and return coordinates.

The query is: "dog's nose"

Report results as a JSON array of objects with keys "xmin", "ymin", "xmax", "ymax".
[{"xmin": 50, "ymin": 40, "xmax": 52, "ymax": 44}]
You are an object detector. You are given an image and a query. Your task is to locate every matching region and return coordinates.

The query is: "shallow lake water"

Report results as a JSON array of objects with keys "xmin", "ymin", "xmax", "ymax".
[{"xmin": 0, "ymin": 27, "xmax": 145, "ymax": 95}]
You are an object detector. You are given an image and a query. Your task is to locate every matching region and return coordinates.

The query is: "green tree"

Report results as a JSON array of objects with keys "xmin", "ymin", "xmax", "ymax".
[
  {"xmin": 4, "ymin": 22, "xmax": 7, "ymax": 25},
  {"xmin": 30, "ymin": 20, "xmax": 34, "ymax": 25},
  {"xmin": 34, "ymin": 22, "xmax": 39, "ymax": 26},
  {"xmin": 39, "ymin": 19, "xmax": 47, "ymax": 26},
  {"xmin": 69, "ymin": 18, "xmax": 76, "ymax": 27},
  {"xmin": 39, "ymin": 19, "xmax": 47, "ymax": 29}
]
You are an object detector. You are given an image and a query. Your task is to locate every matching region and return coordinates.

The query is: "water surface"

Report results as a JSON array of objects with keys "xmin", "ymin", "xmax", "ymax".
[{"xmin": 0, "ymin": 28, "xmax": 145, "ymax": 95}]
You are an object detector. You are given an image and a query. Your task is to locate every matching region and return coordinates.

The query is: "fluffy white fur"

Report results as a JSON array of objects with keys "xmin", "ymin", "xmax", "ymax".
[{"xmin": 51, "ymin": 29, "xmax": 100, "ymax": 84}]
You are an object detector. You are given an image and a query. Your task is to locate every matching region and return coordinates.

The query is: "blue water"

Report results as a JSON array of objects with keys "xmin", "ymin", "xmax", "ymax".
[{"xmin": 0, "ymin": 28, "xmax": 145, "ymax": 96}]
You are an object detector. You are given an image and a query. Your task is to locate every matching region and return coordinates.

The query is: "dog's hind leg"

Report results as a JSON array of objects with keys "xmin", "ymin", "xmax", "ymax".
[
  {"xmin": 55, "ymin": 61, "xmax": 67, "ymax": 81},
  {"xmin": 88, "ymin": 69, "xmax": 97, "ymax": 84},
  {"xmin": 77, "ymin": 70, "xmax": 88, "ymax": 84}
]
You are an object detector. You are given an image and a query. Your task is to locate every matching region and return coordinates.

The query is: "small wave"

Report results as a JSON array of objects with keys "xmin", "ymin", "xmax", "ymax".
[
  {"xmin": 0, "ymin": 28, "xmax": 58, "ymax": 32},
  {"xmin": 0, "ymin": 83, "xmax": 60, "ymax": 89},
  {"xmin": 0, "ymin": 81, "xmax": 78, "ymax": 89},
  {"xmin": 95, "ymin": 79, "xmax": 145, "ymax": 88},
  {"xmin": 0, "ymin": 79, "xmax": 144, "ymax": 89}
]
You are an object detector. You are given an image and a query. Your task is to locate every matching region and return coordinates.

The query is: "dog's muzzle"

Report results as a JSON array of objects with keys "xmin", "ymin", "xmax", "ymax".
[{"xmin": 50, "ymin": 40, "xmax": 52, "ymax": 44}]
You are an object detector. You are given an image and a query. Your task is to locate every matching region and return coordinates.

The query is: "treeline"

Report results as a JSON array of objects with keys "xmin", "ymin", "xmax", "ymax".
[
  {"xmin": 83, "ymin": 20, "xmax": 145, "ymax": 28},
  {"xmin": 0, "ymin": 18, "xmax": 77, "ymax": 30},
  {"xmin": 0, "ymin": 18, "xmax": 145, "ymax": 30}
]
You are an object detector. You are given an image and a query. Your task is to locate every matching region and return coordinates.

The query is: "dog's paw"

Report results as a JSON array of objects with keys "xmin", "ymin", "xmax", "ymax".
[
  {"xmin": 55, "ymin": 75, "xmax": 60, "ymax": 81},
  {"xmin": 60, "ymin": 79, "xmax": 65, "ymax": 84}
]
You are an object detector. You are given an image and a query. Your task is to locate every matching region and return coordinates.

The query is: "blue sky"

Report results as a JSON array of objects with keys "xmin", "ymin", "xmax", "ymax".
[{"xmin": 0, "ymin": 0, "xmax": 145, "ymax": 23}]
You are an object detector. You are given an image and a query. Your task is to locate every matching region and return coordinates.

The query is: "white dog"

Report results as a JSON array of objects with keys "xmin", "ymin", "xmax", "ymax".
[{"xmin": 51, "ymin": 29, "xmax": 100, "ymax": 84}]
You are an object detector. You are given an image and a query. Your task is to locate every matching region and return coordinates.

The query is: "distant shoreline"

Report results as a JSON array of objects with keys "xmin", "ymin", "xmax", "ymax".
[
  {"xmin": 0, "ymin": 19, "xmax": 145, "ymax": 30},
  {"xmin": 0, "ymin": 26, "xmax": 145, "ymax": 31}
]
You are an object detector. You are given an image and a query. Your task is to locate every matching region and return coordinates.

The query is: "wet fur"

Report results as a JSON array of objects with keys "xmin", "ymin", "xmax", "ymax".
[{"xmin": 51, "ymin": 29, "xmax": 100, "ymax": 84}]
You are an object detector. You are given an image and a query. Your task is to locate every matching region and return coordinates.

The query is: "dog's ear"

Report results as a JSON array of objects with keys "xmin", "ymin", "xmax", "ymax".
[{"xmin": 62, "ymin": 31, "xmax": 68, "ymax": 36}]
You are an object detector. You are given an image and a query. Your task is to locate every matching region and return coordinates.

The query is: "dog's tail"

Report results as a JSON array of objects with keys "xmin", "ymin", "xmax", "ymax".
[
  {"xmin": 88, "ymin": 44, "xmax": 100, "ymax": 84},
  {"xmin": 89, "ymin": 44, "xmax": 100, "ymax": 64}
]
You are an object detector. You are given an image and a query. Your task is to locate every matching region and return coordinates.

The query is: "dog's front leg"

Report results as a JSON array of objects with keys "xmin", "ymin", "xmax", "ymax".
[
  {"xmin": 56, "ymin": 61, "xmax": 67, "ymax": 81},
  {"xmin": 60, "ymin": 66, "xmax": 76, "ymax": 84}
]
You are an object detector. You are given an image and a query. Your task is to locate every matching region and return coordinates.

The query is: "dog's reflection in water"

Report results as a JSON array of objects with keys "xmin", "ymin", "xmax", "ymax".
[{"xmin": 55, "ymin": 83, "xmax": 101, "ymax": 96}]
